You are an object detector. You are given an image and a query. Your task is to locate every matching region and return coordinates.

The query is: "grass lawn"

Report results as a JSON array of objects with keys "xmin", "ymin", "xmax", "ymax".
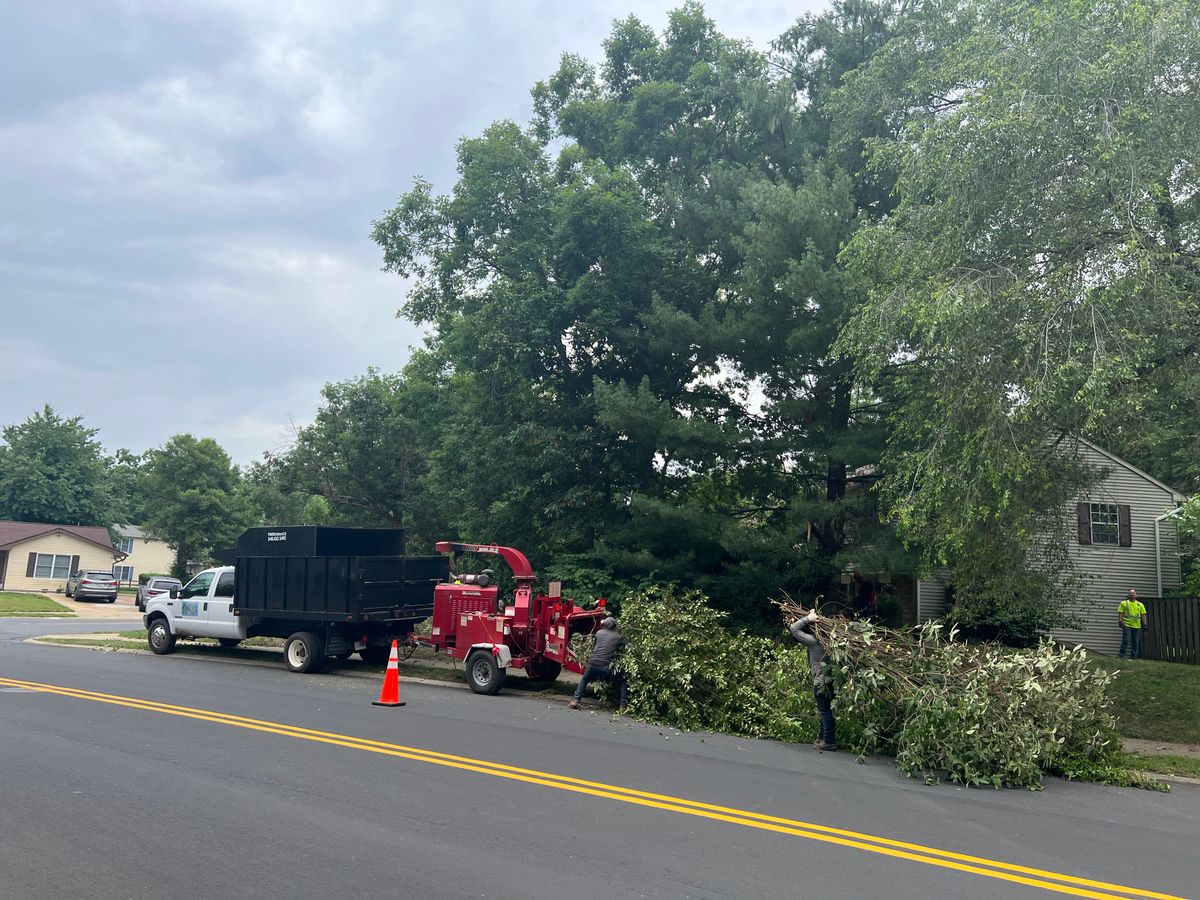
[
  {"xmin": 1090, "ymin": 656, "xmax": 1200, "ymax": 745},
  {"xmin": 0, "ymin": 593, "xmax": 75, "ymax": 616},
  {"xmin": 1126, "ymin": 753, "xmax": 1200, "ymax": 779}
]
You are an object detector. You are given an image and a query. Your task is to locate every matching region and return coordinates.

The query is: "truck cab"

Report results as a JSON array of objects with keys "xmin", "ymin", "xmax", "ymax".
[{"xmin": 144, "ymin": 566, "xmax": 247, "ymax": 654}]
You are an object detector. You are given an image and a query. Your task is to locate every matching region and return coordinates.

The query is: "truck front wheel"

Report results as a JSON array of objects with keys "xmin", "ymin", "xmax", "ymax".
[
  {"xmin": 466, "ymin": 651, "xmax": 506, "ymax": 696},
  {"xmin": 284, "ymin": 632, "xmax": 325, "ymax": 674},
  {"xmin": 147, "ymin": 619, "xmax": 176, "ymax": 655}
]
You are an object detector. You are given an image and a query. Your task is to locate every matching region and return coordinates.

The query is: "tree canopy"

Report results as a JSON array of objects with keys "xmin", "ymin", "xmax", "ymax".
[
  {"xmin": 837, "ymin": 0, "xmax": 1200, "ymax": 634},
  {"xmin": 0, "ymin": 406, "xmax": 113, "ymax": 526},
  {"xmin": 362, "ymin": 1, "xmax": 928, "ymax": 616},
  {"xmin": 140, "ymin": 434, "xmax": 254, "ymax": 579}
]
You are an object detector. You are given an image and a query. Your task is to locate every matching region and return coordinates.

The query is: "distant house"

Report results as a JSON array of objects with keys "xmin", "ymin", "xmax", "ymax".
[
  {"xmin": 0, "ymin": 521, "xmax": 125, "ymax": 593},
  {"xmin": 111, "ymin": 524, "xmax": 175, "ymax": 585},
  {"xmin": 913, "ymin": 438, "xmax": 1186, "ymax": 655}
]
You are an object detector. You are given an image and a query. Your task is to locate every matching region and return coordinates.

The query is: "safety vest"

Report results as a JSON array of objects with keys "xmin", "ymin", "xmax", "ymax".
[{"xmin": 1119, "ymin": 599, "xmax": 1146, "ymax": 628}]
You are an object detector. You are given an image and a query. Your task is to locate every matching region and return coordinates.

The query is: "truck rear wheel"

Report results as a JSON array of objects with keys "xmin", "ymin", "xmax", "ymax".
[
  {"xmin": 284, "ymin": 632, "xmax": 325, "ymax": 674},
  {"xmin": 147, "ymin": 619, "xmax": 175, "ymax": 655},
  {"xmin": 359, "ymin": 645, "xmax": 390, "ymax": 665},
  {"xmin": 466, "ymin": 651, "xmax": 506, "ymax": 695},
  {"xmin": 523, "ymin": 658, "xmax": 562, "ymax": 682}
]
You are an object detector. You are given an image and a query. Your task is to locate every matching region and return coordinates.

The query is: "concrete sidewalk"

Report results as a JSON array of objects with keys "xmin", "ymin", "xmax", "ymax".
[{"xmin": 1124, "ymin": 737, "xmax": 1200, "ymax": 758}]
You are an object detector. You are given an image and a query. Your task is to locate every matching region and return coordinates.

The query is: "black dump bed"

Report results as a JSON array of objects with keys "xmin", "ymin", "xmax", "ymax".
[
  {"xmin": 230, "ymin": 527, "xmax": 447, "ymax": 623},
  {"xmin": 235, "ymin": 554, "xmax": 448, "ymax": 623},
  {"xmin": 235, "ymin": 526, "xmax": 406, "ymax": 558}
]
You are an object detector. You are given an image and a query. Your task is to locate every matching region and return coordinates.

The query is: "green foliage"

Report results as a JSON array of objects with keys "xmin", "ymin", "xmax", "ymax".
[
  {"xmin": 944, "ymin": 557, "xmax": 1083, "ymax": 647},
  {"xmin": 619, "ymin": 589, "xmax": 1125, "ymax": 789},
  {"xmin": 1177, "ymin": 495, "xmax": 1200, "ymax": 597},
  {"xmin": 136, "ymin": 572, "xmax": 171, "ymax": 586},
  {"xmin": 618, "ymin": 586, "xmax": 816, "ymax": 741},
  {"xmin": 140, "ymin": 435, "xmax": 254, "ymax": 578},
  {"xmin": 841, "ymin": 0, "xmax": 1200, "ymax": 618},
  {"xmin": 0, "ymin": 405, "xmax": 113, "ymax": 526},
  {"xmin": 357, "ymin": 3, "xmax": 921, "ymax": 620},
  {"xmin": 829, "ymin": 621, "xmax": 1118, "ymax": 788}
]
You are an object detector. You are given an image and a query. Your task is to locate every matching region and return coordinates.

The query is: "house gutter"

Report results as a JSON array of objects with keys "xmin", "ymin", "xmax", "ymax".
[{"xmin": 1154, "ymin": 506, "xmax": 1185, "ymax": 597}]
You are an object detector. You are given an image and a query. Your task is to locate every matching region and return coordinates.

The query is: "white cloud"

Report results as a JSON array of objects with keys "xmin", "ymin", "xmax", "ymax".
[{"xmin": 1, "ymin": 0, "xmax": 822, "ymax": 465}]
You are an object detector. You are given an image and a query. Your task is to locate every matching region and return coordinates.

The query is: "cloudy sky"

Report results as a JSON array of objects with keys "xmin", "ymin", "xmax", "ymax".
[{"xmin": 2, "ymin": 1, "xmax": 817, "ymax": 465}]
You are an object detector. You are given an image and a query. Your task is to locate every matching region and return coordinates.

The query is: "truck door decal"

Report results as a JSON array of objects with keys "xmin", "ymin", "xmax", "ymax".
[{"xmin": 181, "ymin": 601, "xmax": 200, "ymax": 617}]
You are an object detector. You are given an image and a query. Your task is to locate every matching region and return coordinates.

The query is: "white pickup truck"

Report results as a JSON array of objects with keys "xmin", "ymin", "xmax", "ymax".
[
  {"xmin": 142, "ymin": 561, "xmax": 433, "ymax": 673},
  {"xmin": 144, "ymin": 566, "xmax": 247, "ymax": 652}
]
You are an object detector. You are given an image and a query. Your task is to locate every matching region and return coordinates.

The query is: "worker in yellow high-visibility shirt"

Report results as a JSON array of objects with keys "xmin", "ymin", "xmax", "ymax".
[{"xmin": 1117, "ymin": 589, "xmax": 1148, "ymax": 660}]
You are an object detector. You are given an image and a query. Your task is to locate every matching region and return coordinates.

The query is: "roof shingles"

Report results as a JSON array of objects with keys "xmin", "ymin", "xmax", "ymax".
[{"xmin": 0, "ymin": 521, "xmax": 117, "ymax": 554}]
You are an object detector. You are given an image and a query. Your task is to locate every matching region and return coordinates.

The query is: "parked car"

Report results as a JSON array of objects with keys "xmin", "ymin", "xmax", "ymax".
[
  {"xmin": 65, "ymin": 570, "xmax": 119, "ymax": 603},
  {"xmin": 136, "ymin": 576, "xmax": 182, "ymax": 612}
]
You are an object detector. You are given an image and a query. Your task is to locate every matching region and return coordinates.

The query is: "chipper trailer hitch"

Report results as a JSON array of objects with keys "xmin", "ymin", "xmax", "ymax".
[{"xmin": 420, "ymin": 541, "xmax": 608, "ymax": 695}]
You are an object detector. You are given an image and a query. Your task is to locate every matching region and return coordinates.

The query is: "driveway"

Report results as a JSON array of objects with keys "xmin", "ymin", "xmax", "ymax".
[{"xmin": 56, "ymin": 593, "xmax": 145, "ymax": 621}]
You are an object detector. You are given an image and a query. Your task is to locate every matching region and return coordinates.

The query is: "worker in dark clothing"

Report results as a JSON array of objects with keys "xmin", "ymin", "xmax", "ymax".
[
  {"xmin": 570, "ymin": 616, "xmax": 629, "ymax": 710},
  {"xmin": 790, "ymin": 608, "xmax": 837, "ymax": 751}
]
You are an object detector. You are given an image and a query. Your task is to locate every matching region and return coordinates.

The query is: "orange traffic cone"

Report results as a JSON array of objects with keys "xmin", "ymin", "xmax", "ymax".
[{"xmin": 372, "ymin": 640, "xmax": 406, "ymax": 707}]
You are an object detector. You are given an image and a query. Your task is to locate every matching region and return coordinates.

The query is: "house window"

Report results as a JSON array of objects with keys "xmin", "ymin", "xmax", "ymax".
[
  {"xmin": 1090, "ymin": 503, "xmax": 1120, "ymax": 545},
  {"xmin": 1077, "ymin": 501, "xmax": 1131, "ymax": 547},
  {"xmin": 34, "ymin": 554, "xmax": 73, "ymax": 580},
  {"xmin": 112, "ymin": 565, "xmax": 135, "ymax": 583},
  {"xmin": 118, "ymin": 537, "xmax": 134, "ymax": 554}
]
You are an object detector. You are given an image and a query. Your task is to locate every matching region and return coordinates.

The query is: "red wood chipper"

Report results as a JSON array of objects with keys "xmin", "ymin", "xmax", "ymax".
[{"xmin": 423, "ymin": 541, "xmax": 608, "ymax": 695}]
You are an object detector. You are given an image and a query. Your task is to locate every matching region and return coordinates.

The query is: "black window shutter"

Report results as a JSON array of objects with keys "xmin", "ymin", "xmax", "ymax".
[
  {"xmin": 1118, "ymin": 505, "xmax": 1132, "ymax": 547},
  {"xmin": 1076, "ymin": 502, "xmax": 1091, "ymax": 545},
  {"xmin": 26, "ymin": 552, "xmax": 37, "ymax": 577},
  {"xmin": 70, "ymin": 554, "xmax": 80, "ymax": 573}
]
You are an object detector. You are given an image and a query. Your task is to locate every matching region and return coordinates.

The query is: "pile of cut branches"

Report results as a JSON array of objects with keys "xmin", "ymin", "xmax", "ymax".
[
  {"xmin": 616, "ymin": 587, "xmax": 816, "ymax": 742},
  {"xmin": 616, "ymin": 588, "xmax": 1127, "ymax": 789}
]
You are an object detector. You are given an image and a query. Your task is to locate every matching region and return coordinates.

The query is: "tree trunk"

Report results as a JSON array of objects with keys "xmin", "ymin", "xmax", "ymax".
[
  {"xmin": 172, "ymin": 544, "xmax": 190, "ymax": 582},
  {"xmin": 825, "ymin": 374, "xmax": 852, "ymax": 503}
]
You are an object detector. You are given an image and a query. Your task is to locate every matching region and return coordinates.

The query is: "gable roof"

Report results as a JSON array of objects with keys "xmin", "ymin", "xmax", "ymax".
[
  {"xmin": 1074, "ymin": 437, "xmax": 1186, "ymax": 502},
  {"xmin": 0, "ymin": 520, "xmax": 121, "ymax": 556}
]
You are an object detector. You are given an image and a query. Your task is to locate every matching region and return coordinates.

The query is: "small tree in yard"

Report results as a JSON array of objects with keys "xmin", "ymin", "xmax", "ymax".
[
  {"xmin": 0, "ymin": 405, "xmax": 114, "ymax": 526},
  {"xmin": 140, "ymin": 435, "xmax": 254, "ymax": 579}
]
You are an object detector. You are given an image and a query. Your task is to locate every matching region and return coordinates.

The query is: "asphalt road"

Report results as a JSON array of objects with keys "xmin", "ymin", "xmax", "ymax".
[{"xmin": 1, "ymin": 618, "xmax": 1197, "ymax": 900}]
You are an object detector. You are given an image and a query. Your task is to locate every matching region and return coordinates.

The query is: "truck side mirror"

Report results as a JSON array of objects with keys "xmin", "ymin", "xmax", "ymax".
[{"xmin": 169, "ymin": 588, "xmax": 179, "ymax": 600}]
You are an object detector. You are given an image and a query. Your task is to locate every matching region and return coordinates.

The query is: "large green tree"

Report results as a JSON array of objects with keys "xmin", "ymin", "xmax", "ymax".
[
  {"xmin": 0, "ymin": 405, "xmax": 114, "ymax": 526},
  {"xmin": 140, "ymin": 435, "xmax": 253, "ymax": 578},
  {"xmin": 842, "ymin": 0, "xmax": 1200, "ymax": 634},
  {"xmin": 371, "ymin": 3, "xmax": 913, "ymax": 615},
  {"xmin": 372, "ymin": 9, "xmax": 762, "ymax": 603}
]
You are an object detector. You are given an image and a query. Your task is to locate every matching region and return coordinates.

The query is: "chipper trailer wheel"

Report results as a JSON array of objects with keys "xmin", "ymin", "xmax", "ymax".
[
  {"xmin": 466, "ymin": 651, "xmax": 507, "ymax": 695},
  {"xmin": 284, "ymin": 632, "xmax": 326, "ymax": 674},
  {"xmin": 523, "ymin": 658, "xmax": 562, "ymax": 682}
]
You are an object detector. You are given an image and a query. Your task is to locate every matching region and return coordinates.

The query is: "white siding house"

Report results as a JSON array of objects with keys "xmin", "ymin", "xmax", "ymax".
[
  {"xmin": 112, "ymin": 524, "xmax": 175, "ymax": 584},
  {"xmin": 917, "ymin": 439, "xmax": 1186, "ymax": 655}
]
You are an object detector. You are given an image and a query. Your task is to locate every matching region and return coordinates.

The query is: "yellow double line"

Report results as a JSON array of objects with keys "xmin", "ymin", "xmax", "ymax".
[{"xmin": 0, "ymin": 675, "xmax": 1185, "ymax": 900}]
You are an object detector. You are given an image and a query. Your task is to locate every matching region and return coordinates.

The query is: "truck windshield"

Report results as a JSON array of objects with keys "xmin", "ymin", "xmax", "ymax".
[{"xmin": 181, "ymin": 572, "xmax": 214, "ymax": 598}]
